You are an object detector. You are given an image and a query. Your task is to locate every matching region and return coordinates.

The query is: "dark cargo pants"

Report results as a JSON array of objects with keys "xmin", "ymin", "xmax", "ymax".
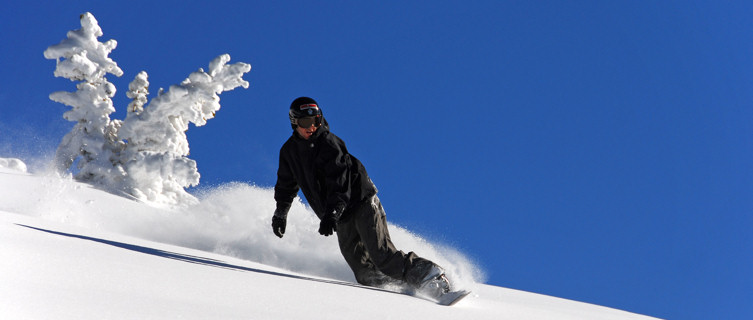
[{"xmin": 336, "ymin": 196, "xmax": 439, "ymax": 287}]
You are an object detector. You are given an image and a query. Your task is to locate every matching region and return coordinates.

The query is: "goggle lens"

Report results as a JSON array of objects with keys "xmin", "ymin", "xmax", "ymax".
[{"xmin": 296, "ymin": 116, "xmax": 322, "ymax": 128}]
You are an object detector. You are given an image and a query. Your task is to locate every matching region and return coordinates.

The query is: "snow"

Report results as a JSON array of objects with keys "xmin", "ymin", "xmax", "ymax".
[
  {"xmin": 0, "ymin": 160, "xmax": 659, "ymax": 319},
  {"xmin": 0, "ymin": 157, "xmax": 26, "ymax": 173}
]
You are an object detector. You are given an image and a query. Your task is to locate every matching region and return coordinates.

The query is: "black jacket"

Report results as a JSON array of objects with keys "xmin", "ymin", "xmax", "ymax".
[{"xmin": 274, "ymin": 120, "xmax": 377, "ymax": 221}]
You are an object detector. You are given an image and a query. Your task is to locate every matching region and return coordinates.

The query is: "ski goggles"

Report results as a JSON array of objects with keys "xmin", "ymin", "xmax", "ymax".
[{"xmin": 294, "ymin": 116, "xmax": 322, "ymax": 128}]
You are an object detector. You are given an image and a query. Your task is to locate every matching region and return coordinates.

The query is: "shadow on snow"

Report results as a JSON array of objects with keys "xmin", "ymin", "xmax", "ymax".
[{"xmin": 17, "ymin": 223, "xmax": 403, "ymax": 296}]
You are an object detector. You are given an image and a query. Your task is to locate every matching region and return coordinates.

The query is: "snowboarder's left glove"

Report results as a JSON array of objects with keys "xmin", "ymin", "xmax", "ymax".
[
  {"xmin": 318, "ymin": 204, "xmax": 344, "ymax": 237},
  {"xmin": 318, "ymin": 213, "xmax": 337, "ymax": 236}
]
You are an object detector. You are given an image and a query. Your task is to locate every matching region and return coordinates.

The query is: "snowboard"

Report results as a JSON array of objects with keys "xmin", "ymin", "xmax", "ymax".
[{"xmin": 330, "ymin": 277, "xmax": 470, "ymax": 306}]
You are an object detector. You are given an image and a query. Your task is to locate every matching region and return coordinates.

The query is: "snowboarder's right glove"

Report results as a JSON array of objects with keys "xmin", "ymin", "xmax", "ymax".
[{"xmin": 272, "ymin": 214, "xmax": 287, "ymax": 238}]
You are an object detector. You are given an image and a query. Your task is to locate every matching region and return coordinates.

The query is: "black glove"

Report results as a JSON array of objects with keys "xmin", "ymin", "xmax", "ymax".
[
  {"xmin": 318, "ymin": 213, "xmax": 338, "ymax": 236},
  {"xmin": 272, "ymin": 215, "xmax": 287, "ymax": 238}
]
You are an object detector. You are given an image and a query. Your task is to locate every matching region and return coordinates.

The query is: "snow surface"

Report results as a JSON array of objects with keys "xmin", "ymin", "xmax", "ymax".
[{"xmin": 0, "ymin": 160, "xmax": 659, "ymax": 319}]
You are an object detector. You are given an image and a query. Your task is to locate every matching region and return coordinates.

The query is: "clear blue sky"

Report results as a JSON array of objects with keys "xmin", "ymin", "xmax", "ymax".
[{"xmin": 2, "ymin": 1, "xmax": 751, "ymax": 319}]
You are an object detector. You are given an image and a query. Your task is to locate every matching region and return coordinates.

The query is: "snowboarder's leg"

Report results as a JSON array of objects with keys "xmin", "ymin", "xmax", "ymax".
[
  {"xmin": 350, "ymin": 196, "xmax": 420, "ymax": 282},
  {"xmin": 339, "ymin": 195, "xmax": 451, "ymax": 295},
  {"xmin": 336, "ymin": 212, "xmax": 391, "ymax": 287},
  {"xmin": 359, "ymin": 197, "xmax": 451, "ymax": 296}
]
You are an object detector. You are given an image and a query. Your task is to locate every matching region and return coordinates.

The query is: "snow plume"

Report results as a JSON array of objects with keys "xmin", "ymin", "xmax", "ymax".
[
  {"xmin": 192, "ymin": 185, "xmax": 484, "ymax": 288},
  {"xmin": 44, "ymin": 13, "xmax": 251, "ymax": 206},
  {"xmin": 185, "ymin": 184, "xmax": 484, "ymax": 287}
]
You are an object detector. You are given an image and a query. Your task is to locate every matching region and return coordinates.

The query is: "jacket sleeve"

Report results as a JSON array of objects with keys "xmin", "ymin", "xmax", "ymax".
[
  {"xmin": 274, "ymin": 147, "xmax": 299, "ymax": 218},
  {"xmin": 319, "ymin": 136, "xmax": 351, "ymax": 217}
]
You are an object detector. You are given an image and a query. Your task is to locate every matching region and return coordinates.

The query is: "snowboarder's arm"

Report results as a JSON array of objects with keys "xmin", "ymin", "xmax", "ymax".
[{"xmin": 274, "ymin": 150, "xmax": 299, "ymax": 219}]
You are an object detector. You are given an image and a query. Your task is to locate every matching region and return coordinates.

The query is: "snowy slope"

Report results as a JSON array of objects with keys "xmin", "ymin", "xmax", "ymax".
[{"xmin": 0, "ymin": 165, "xmax": 659, "ymax": 319}]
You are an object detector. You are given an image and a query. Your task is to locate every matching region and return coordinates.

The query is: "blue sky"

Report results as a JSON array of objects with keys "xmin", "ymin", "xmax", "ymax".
[{"xmin": 2, "ymin": 1, "xmax": 752, "ymax": 319}]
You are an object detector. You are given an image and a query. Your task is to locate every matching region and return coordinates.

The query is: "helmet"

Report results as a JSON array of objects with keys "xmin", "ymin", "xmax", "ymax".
[{"xmin": 289, "ymin": 97, "xmax": 323, "ymax": 129}]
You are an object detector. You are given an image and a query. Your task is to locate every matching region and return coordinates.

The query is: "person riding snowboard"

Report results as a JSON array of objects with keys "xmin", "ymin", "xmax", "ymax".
[{"xmin": 272, "ymin": 96, "xmax": 451, "ymax": 298}]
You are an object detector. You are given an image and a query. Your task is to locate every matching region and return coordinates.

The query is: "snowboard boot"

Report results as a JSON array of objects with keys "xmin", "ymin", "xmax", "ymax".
[{"xmin": 416, "ymin": 265, "xmax": 451, "ymax": 299}]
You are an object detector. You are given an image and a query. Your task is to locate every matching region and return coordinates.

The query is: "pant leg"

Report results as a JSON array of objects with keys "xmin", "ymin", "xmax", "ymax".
[
  {"xmin": 361, "ymin": 196, "xmax": 447, "ymax": 288},
  {"xmin": 338, "ymin": 196, "xmax": 442, "ymax": 287},
  {"xmin": 356, "ymin": 196, "xmax": 420, "ymax": 280},
  {"xmin": 336, "ymin": 206, "xmax": 385, "ymax": 286}
]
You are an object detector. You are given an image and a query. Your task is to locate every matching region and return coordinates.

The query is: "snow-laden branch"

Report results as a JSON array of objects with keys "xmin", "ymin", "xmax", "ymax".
[
  {"xmin": 117, "ymin": 56, "xmax": 251, "ymax": 205},
  {"xmin": 126, "ymin": 71, "xmax": 149, "ymax": 115},
  {"xmin": 44, "ymin": 13, "xmax": 123, "ymax": 81},
  {"xmin": 118, "ymin": 55, "xmax": 251, "ymax": 156}
]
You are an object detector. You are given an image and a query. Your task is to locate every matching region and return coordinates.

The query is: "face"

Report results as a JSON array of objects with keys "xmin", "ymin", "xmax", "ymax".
[{"xmin": 295, "ymin": 118, "xmax": 319, "ymax": 140}]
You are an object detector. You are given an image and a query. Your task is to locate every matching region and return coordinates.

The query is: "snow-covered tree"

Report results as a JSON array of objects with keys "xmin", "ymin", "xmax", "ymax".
[
  {"xmin": 45, "ymin": 12, "xmax": 251, "ymax": 207},
  {"xmin": 43, "ymin": 12, "xmax": 126, "ymax": 186}
]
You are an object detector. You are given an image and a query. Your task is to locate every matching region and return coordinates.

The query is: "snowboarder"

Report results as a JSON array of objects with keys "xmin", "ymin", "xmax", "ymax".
[{"xmin": 272, "ymin": 97, "xmax": 451, "ymax": 299}]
